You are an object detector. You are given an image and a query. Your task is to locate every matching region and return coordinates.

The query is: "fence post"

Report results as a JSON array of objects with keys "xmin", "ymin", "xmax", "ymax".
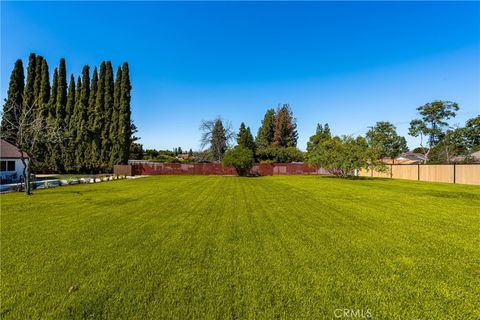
[
  {"xmin": 417, "ymin": 164, "xmax": 420, "ymax": 181},
  {"xmin": 453, "ymin": 163, "xmax": 456, "ymax": 184},
  {"xmin": 390, "ymin": 164, "xmax": 393, "ymax": 179}
]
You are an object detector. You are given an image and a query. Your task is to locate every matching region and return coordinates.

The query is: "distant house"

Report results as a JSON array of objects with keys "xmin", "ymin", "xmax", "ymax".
[
  {"xmin": 176, "ymin": 153, "xmax": 190, "ymax": 160},
  {"xmin": 450, "ymin": 150, "xmax": 480, "ymax": 163},
  {"xmin": 392, "ymin": 152, "xmax": 427, "ymax": 165},
  {"xmin": 0, "ymin": 139, "xmax": 29, "ymax": 183}
]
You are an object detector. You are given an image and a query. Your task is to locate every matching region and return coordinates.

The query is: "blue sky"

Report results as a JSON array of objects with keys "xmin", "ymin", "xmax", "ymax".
[{"xmin": 2, "ymin": 1, "xmax": 479, "ymax": 151}]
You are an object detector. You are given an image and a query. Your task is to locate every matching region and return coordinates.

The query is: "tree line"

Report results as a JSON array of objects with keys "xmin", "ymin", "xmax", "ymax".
[
  {"xmin": 1, "ymin": 53, "xmax": 134, "ymax": 173},
  {"xmin": 305, "ymin": 100, "xmax": 479, "ymax": 177},
  {"xmin": 200, "ymin": 104, "xmax": 303, "ymax": 164}
]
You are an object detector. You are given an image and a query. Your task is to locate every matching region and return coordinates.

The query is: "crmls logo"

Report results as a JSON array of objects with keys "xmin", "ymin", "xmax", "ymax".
[{"xmin": 334, "ymin": 308, "xmax": 372, "ymax": 318}]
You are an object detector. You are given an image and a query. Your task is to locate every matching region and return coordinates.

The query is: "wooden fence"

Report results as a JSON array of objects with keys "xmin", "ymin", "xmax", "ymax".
[
  {"xmin": 123, "ymin": 161, "xmax": 330, "ymax": 176},
  {"xmin": 359, "ymin": 164, "xmax": 480, "ymax": 185}
]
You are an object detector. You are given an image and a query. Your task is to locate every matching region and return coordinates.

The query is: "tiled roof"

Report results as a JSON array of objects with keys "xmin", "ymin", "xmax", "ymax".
[{"xmin": 0, "ymin": 139, "xmax": 29, "ymax": 158}]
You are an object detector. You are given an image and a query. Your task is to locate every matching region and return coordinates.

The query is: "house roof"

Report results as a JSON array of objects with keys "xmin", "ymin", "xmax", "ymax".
[
  {"xmin": 396, "ymin": 152, "xmax": 426, "ymax": 161},
  {"xmin": 0, "ymin": 139, "xmax": 29, "ymax": 158}
]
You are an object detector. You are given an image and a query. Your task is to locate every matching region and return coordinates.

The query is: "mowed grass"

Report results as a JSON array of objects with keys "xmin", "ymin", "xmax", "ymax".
[{"xmin": 1, "ymin": 176, "xmax": 479, "ymax": 319}]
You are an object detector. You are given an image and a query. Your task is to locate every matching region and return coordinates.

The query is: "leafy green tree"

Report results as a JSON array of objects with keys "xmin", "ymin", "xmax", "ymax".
[
  {"xmin": 306, "ymin": 123, "xmax": 331, "ymax": 163},
  {"xmin": 366, "ymin": 121, "xmax": 407, "ymax": 163},
  {"xmin": 237, "ymin": 122, "xmax": 255, "ymax": 152},
  {"xmin": 130, "ymin": 143, "xmax": 144, "ymax": 160},
  {"xmin": 409, "ymin": 100, "xmax": 459, "ymax": 162},
  {"xmin": 188, "ymin": 149, "xmax": 194, "ymax": 158},
  {"xmin": 1, "ymin": 59, "xmax": 24, "ymax": 143},
  {"xmin": 306, "ymin": 135, "xmax": 370, "ymax": 177},
  {"xmin": 223, "ymin": 146, "xmax": 254, "ymax": 176},
  {"xmin": 463, "ymin": 115, "xmax": 480, "ymax": 152},
  {"xmin": 256, "ymin": 146, "xmax": 303, "ymax": 163},
  {"xmin": 256, "ymin": 108, "xmax": 275, "ymax": 149},
  {"xmin": 273, "ymin": 104, "xmax": 297, "ymax": 147}
]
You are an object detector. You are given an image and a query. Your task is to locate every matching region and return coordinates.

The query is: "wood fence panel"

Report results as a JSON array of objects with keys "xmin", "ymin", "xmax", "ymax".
[
  {"xmin": 372, "ymin": 169, "xmax": 390, "ymax": 178},
  {"xmin": 419, "ymin": 165, "xmax": 454, "ymax": 183},
  {"xmin": 455, "ymin": 165, "xmax": 480, "ymax": 185},
  {"xmin": 392, "ymin": 165, "xmax": 418, "ymax": 180},
  {"xmin": 113, "ymin": 165, "xmax": 132, "ymax": 176},
  {"xmin": 358, "ymin": 168, "xmax": 370, "ymax": 177}
]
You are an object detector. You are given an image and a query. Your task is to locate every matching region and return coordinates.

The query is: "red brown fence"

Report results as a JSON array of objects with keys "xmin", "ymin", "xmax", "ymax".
[{"xmin": 125, "ymin": 161, "xmax": 329, "ymax": 176}]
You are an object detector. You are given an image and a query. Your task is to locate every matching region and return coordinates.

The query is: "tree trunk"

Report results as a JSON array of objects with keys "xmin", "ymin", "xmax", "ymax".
[{"xmin": 20, "ymin": 155, "xmax": 31, "ymax": 195}]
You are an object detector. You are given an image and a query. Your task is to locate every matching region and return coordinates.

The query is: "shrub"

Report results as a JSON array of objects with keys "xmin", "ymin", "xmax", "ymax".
[
  {"xmin": 222, "ymin": 146, "xmax": 255, "ymax": 176},
  {"xmin": 256, "ymin": 147, "xmax": 304, "ymax": 163}
]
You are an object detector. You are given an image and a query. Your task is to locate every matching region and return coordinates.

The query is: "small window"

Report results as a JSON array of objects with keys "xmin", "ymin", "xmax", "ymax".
[
  {"xmin": 0, "ymin": 161, "xmax": 6, "ymax": 172},
  {"xmin": 7, "ymin": 161, "xmax": 15, "ymax": 171}
]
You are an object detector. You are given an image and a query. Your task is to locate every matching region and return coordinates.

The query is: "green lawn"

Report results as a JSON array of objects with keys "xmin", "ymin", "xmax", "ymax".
[{"xmin": 1, "ymin": 176, "xmax": 479, "ymax": 319}]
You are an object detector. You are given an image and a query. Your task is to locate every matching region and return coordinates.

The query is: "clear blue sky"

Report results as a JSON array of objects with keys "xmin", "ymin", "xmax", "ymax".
[{"xmin": 2, "ymin": 1, "xmax": 479, "ymax": 151}]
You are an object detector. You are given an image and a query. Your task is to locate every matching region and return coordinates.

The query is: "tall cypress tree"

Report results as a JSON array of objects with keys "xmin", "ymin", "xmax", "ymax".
[
  {"xmin": 109, "ymin": 66, "xmax": 122, "ymax": 167},
  {"xmin": 33, "ymin": 55, "xmax": 43, "ymax": 106},
  {"xmin": 76, "ymin": 66, "xmax": 90, "ymax": 172},
  {"xmin": 55, "ymin": 58, "xmax": 68, "ymax": 128},
  {"xmin": 1, "ymin": 59, "xmax": 24, "ymax": 143},
  {"xmin": 23, "ymin": 53, "xmax": 37, "ymax": 111},
  {"xmin": 35, "ymin": 58, "xmax": 51, "ymax": 171},
  {"xmin": 100, "ymin": 61, "xmax": 114, "ymax": 170},
  {"xmin": 70, "ymin": 76, "xmax": 82, "ymax": 171},
  {"xmin": 38, "ymin": 59, "xmax": 50, "ymax": 119},
  {"xmin": 48, "ymin": 68, "xmax": 58, "ymax": 119},
  {"xmin": 118, "ymin": 62, "xmax": 132, "ymax": 164},
  {"xmin": 88, "ymin": 67, "xmax": 99, "ymax": 171},
  {"xmin": 93, "ymin": 62, "xmax": 106, "ymax": 172},
  {"xmin": 63, "ymin": 75, "xmax": 76, "ymax": 172},
  {"xmin": 44, "ymin": 68, "xmax": 58, "ymax": 171},
  {"xmin": 49, "ymin": 58, "xmax": 68, "ymax": 172}
]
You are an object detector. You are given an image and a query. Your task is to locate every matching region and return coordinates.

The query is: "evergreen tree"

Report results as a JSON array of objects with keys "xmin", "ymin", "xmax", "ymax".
[
  {"xmin": 37, "ymin": 59, "xmax": 50, "ymax": 119},
  {"xmin": 118, "ymin": 62, "xmax": 132, "ymax": 164},
  {"xmin": 237, "ymin": 122, "xmax": 255, "ymax": 152},
  {"xmin": 63, "ymin": 75, "xmax": 76, "ymax": 172},
  {"xmin": 75, "ymin": 65, "xmax": 90, "ymax": 171},
  {"xmin": 69, "ymin": 76, "xmax": 82, "ymax": 171},
  {"xmin": 1, "ymin": 59, "xmax": 24, "ymax": 143},
  {"xmin": 109, "ymin": 66, "xmax": 122, "ymax": 167},
  {"xmin": 88, "ymin": 67, "xmax": 99, "ymax": 171},
  {"xmin": 55, "ymin": 58, "xmax": 68, "ymax": 128},
  {"xmin": 48, "ymin": 68, "xmax": 58, "ymax": 119},
  {"xmin": 255, "ymin": 108, "xmax": 275, "ymax": 149},
  {"xmin": 273, "ymin": 104, "xmax": 297, "ymax": 147},
  {"xmin": 33, "ymin": 55, "xmax": 43, "ymax": 105},
  {"xmin": 45, "ymin": 68, "xmax": 58, "ymax": 171},
  {"xmin": 93, "ymin": 62, "xmax": 106, "ymax": 171},
  {"xmin": 34, "ymin": 59, "xmax": 51, "ymax": 171},
  {"xmin": 211, "ymin": 119, "xmax": 228, "ymax": 162},
  {"xmin": 100, "ymin": 61, "xmax": 114, "ymax": 170},
  {"xmin": 23, "ymin": 53, "xmax": 37, "ymax": 112}
]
